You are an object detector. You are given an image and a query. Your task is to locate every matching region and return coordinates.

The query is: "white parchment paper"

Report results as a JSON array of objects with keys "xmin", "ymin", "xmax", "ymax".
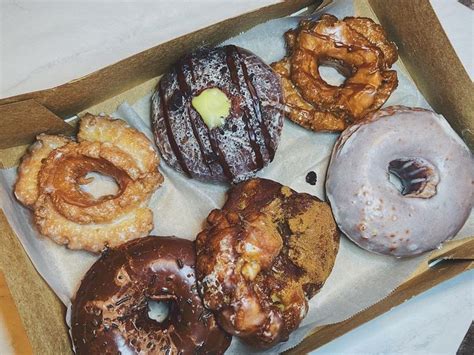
[{"xmin": 0, "ymin": 1, "xmax": 472, "ymax": 353}]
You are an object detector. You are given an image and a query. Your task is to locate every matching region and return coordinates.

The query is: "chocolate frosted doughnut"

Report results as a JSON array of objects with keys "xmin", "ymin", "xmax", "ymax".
[
  {"xmin": 151, "ymin": 45, "xmax": 284, "ymax": 183},
  {"xmin": 71, "ymin": 236, "xmax": 231, "ymax": 354},
  {"xmin": 196, "ymin": 178, "xmax": 339, "ymax": 348},
  {"xmin": 326, "ymin": 106, "xmax": 473, "ymax": 257}
]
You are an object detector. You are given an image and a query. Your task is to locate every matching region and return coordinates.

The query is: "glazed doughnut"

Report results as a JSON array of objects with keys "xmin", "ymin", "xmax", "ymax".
[
  {"xmin": 34, "ymin": 197, "xmax": 154, "ymax": 252},
  {"xmin": 196, "ymin": 178, "xmax": 339, "ymax": 348},
  {"xmin": 36, "ymin": 141, "xmax": 161, "ymax": 224},
  {"xmin": 272, "ymin": 14, "xmax": 398, "ymax": 132},
  {"xmin": 152, "ymin": 45, "xmax": 284, "ymax": 183},
  {"xmin": 14, "ymin": 134, "xmax": 71, "ymax": 208},
  {"xmin": 78, "ymin": 113, "xmax": 159, "ymax": 178},
  {"xmin": 71, "ymin": 236, "xmax": 231, "ymax": 355},
  {"xmin": 326, "ymin": 106, "xmax": 473, "ymax": 257},
  {"xmin": 272, "ymin": 58, "xmax": 347, "ymax": 131},
  {"xmin": 14, "ymin": 114, "xmax": 163, "ymax": 252}
]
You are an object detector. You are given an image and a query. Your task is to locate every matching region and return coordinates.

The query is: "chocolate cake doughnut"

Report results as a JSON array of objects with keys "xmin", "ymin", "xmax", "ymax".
[
  {"xmin": 71, "ymin": 236, "xmax": 231, "ymax": 354},
  {"xmin": 151, "ymin": 45, "xmax": 284, "ymax": 183},
  {"xmin": 326, "ymin": 106, "xmax": 473, "ymax": 257},
  {"xmin": 196, "ymin": 178, "xmax": 339, "ymax": 348}
]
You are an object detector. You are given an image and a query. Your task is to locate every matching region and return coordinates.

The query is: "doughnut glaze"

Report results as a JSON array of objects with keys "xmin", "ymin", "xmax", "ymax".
[
  {"xmin": 71, "ymin": 236, "xmax": 231, "ymax": 355},
  {"xmin": 272, "ymin": 14, "xmax": 398, "ymax": 132},
  {"xmin": 16, "ymin": 115, "xmax": 164, "ymax": 253},
  {"xmin": 151, "ymin": 45, "xmax": 284, "ymax": 183},
  {"xmin": 196, "ymin": 178, "xmax": 339, "ymax": 348},
  {"xmin": 14, "ymin": 134, "xmax": 71, "ymax": 208},
  {"xmin": 326, "ymin": 106, "xmax": 473, "ymax": 257}
]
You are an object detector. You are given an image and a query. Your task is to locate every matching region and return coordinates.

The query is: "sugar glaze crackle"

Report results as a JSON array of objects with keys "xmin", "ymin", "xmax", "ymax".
[
  {"xmin": 196, "ymin": 178, "xmax": 339, "ymax": 348},
  {"xmin": 14, "ymin": 114, "xmax": 163, "ymax": 252},
  {"xmin": 326, "ymin": 106, "xmax": 473, "ymax": 257}
]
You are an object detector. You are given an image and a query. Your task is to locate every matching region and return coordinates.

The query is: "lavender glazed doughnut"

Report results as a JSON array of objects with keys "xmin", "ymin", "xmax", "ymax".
[
  {"xmin": 326, "ymin": 106, "xmax": 473, "ymax": 257},
  {"xmin": 71, "ymin": 236, "xmax": 231, "ymax": 355},
  {"xmin": 151, "ymin": 45, "xmax": 284, "ymax": 183}
]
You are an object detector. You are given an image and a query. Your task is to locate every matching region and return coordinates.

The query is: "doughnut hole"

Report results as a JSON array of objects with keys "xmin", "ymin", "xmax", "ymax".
[
  {"xmin": 147, "ymin": 299, "xmax": 171, "ymax": 324},
  {"xmin": 78, "ymin": 172, "xmax": 120, "ymax": 199},
  {"xmin": 388, "ymin": 170, "xmax": 404, "ymax": 193},
  {"xmin": 388, "ymin": 158, "xmax": 439, "ymax": 198},
  {"xmin": 317, "ymin": 58, "xmax": 353, "ymax": 87}
]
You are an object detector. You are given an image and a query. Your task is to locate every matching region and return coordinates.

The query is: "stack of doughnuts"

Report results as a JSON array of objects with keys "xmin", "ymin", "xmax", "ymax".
[{"xmin": 13, "ymin": 12, "xmax": 473, "ymax": 355}]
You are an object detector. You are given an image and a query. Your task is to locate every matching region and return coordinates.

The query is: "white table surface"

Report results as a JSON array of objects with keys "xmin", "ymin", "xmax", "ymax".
[{"xmin": 0, "ymin": 1, "xmax": 472, "ymax": 354}]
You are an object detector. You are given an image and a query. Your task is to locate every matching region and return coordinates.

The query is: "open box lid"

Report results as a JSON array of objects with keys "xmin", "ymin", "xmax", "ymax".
[
  {"xmin": 0, "ymin": 0, "xmax": 472, "ymax": 155},
  {"xmin": 0, "ymin": 0, "xmax": 316, "ymax": 150},
  {"xmin": 0, "ymin": 0, "xmax": 472, "ymax": 354}
]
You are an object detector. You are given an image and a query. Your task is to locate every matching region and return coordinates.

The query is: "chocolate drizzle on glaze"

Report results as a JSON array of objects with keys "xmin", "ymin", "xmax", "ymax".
[
  {"xmin": 152, "ymin": 45, "xmax": 284, "ymax": 183},
  {"xmin": 225, "ymin": 45, "xmax": 264, "ymax": 170},
  {"xmin": 175, "ymin": 58, "xmax": 213, "ymax": 175},
  {"xmin": 235, "ymin": 46, "xmax": 276, "ymax": 161},
  {"xmin": 158, "ymin": 81, "xmax": 192, "ymax": 177},
  {"xmin": 208, "ymin": 129, "xmax": 235, "ymax": 181}
]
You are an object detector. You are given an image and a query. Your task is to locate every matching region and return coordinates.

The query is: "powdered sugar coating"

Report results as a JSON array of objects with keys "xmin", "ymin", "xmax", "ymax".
[
  {"xmin": 151, "ymin": 45, "xmax": 284, "ymax": 183},
  {"xmin": 326, "ymin": 106, "xmax": 473, "ymax": 257}
]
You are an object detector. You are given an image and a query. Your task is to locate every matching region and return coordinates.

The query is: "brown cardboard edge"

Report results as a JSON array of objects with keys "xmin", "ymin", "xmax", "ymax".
[
  {"xmin": 0, "ymin": 272, "xmax": 33, "ymax": 354},
  {"xmin": 286, "ymin": 238, "xmax": 474, "ymax": 354},
  {"xmin": 369, "ymin": 0, "xmax": 474, "ymax": 149},
  {"xmin": 0, "ymin": 100, "xmax": 74, "ymax": 149},
  {"xmin": 0, "ymin": 0, "xmax": 472, "ymax": 353},
  {"xmin": 0, "ymin": 0, "xmax": 315, "ymax": 119},
  {"xmin": 0, "ymin": 210, "xmax": 71, "ymax": 355}
]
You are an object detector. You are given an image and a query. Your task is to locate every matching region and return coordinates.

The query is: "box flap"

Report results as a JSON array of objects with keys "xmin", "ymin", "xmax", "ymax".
[
  {"xmin": 0, "ymin": 0, "xmax": 314, "ymax": 119},
  {"xmin": 286, "ymin": 238, "xmax": 474, "ymax": 354},
  {"xmin": 0, "ymin": 100, "xmax": 74, "ymax": 149},
  {"xmin": 369, "ymin": 0, "xmax": 474, "ymax": 149}
]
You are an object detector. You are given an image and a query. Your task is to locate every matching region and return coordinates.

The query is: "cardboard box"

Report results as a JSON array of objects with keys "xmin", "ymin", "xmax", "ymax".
[{"xmin": 0, "ymin": 0, "xmax": 472, "ymax": 353}]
